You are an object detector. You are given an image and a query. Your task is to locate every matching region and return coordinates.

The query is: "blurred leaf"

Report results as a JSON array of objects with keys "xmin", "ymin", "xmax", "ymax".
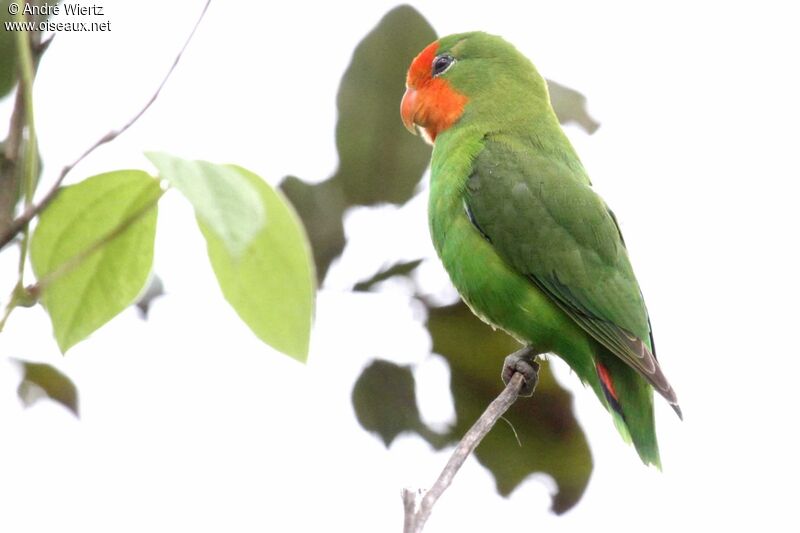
[
  {"xmin": 427, "ymin": 302, "xmax": 592, "ymax": 514},
  {"xmin": 13, "ymin": 359, "xmax": 79, "ymax": 416},
  {"xmin": 0, "ymin": 138, "xmax": 44, "ymax": 242},
  {"xmin": 282, "ymin": 5, "xmax": 435, "ymax": 283},
  {"xmin": 147, "ymin": 152, "xmax": 265, "ymax": 258},
  {"xmin": 30, "ymin": 170, "xmax": 160, "ymax": 352},
  {"xmin": 352, "ymin": 359, "xmax": 443, "ymax": 446},
  {"xmin": 353, "ymin": 259, "xmax": 422, "ymax": 292},
  {"xmin": 280, "ymin": 177, "xmax": 346, "ymax": 282},
  {"xmin": 135, "ymin": 274, "xmax": 164, "ymax": 319},
  {"xmin": 0, "ymin": 1, "xmax": 16, "ymax": 100},
  {"xmin": 547, "ymin": 79, "xmax": 600, "ymax": 134},
  {"xmin": 200, "ymin": 165, "xmax": 315, "ymax": 362},
  {"xmin": 0, "ymin": 140, "xmax": 18, "ymax": 232},
  {"xmin": 331, "ymin": 5, "xmax": 435, "ymax": 205},
  {"xmin": 1, "ymin": 2, "xmax": 48, "ymax": 240},
  {"xmin": 352, "ymin": 302, "xmax": 592, "ymax": 513},
  {"xmin": 0, "ymin": 0, "xmax": 58, "ymax": 99}
]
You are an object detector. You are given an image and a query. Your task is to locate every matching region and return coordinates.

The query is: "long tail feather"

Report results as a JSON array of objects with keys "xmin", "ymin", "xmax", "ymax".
[{"xmin": 595, "ymin": 349, "xmax": 661, "ymax": 468}]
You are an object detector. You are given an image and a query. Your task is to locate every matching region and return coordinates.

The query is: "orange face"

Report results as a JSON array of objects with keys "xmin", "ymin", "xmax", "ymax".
[{"xmin": 400, "ymin": 41, "xmax": 468, "ymax": 143}]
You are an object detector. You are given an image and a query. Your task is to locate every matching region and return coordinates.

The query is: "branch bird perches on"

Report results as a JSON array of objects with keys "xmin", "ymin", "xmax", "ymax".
[{"xmin": 402, "ymin": 346, "xmax": 540, "ymax": 533}]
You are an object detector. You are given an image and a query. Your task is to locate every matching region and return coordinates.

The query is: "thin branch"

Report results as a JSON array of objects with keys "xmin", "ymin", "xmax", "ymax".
[
  {"xmin": 402, "ymin": 490, "xmax": 419, "ymax": 533},
  {"xmin": 1, "ymin": 23, "xmax": 51, "ymax": 235},
  {"xmin": 402, "ymin": 348, "xmax": 537, "ymax": 533},
  {"xmin": 2, "ymin": 22, "xmax": 49, "ymax": 163},
  {"xmin": 3, "ymin": 82, "xmax": 26, "ymax": 161},
  {"xmin": 1, "ymin": 18, "xmax": 48, "ymax": 330},
  {"xmin": 14, "ymin": 12, "xmax": 40, "ymax": 281},
  {"xmin": 0, "ymin": 291, "xmax": 19, "ymax": 332},
  {"xmin": 0, "ymin": 0, "xmax": 211, "ymax": 251}
]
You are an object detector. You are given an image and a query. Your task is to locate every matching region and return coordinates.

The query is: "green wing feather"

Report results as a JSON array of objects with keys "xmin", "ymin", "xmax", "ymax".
[{"xmin": 464, "ymin": 136, "xmax": 678, "ymax": 406}]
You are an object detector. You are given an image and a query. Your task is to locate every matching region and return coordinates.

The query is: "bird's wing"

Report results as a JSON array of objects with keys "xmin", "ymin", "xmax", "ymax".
[{"xmin": 464, "ymin": 137, "xmax": 677, "ymax": 403}]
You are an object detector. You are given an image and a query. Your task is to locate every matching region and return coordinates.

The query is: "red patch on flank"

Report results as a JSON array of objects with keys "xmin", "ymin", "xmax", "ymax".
[
  {"xmin": 404, "ymin": 41, "xmax": 468, "ymax": 141},
  {"xmin": 596, "ymin": 363, "xmax": 619, "ymax": 402}
]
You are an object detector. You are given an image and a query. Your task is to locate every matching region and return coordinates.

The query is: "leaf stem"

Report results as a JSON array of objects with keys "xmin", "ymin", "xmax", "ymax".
[
  {"xmin": 0, "ymin": 293, "xmax": 18, "ymax": 333},
  {"xmin": 1, "ymin": 13, "xmax": 41, "ymax": 332}
]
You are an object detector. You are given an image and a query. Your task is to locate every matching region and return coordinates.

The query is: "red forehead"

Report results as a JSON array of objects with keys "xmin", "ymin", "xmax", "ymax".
[{"xmin": 406, "ymin": 41, "xmax": 439, "ymax": 88}]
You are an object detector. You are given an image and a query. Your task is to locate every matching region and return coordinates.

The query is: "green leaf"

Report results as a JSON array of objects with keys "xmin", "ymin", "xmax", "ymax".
[
  {"xmin": 353, "ymin": 259, "xmax": 422, "ymax": 292},
  {"xmin": 30, "ymin": 170, "xmax": 161, "ymax": 352},
  {"xmin": 352, "ymin": 359, "xmax": 443, "ymax": 446},
  {"xmin": 199, "ymin": 165, "xmax": 315, "ymax": 362},
  {"xmin": 547, "ymin": 79, "xmax": 600, "ymax": 134},
  {"xmin": 146, "ymin": 152, "xmax": 266, "ymax": 258},
  {"xmin": 0, "ymin": 6, "xmax": 16, "ymax": 100},
  {"xmin": 427, "ymin": 303, "xmax": 593, "ymax": 514},
  {"xmin": 331, "ymin": 5, "xmax": 436, "ymax": 206},
  {"xmin": 12, "ymin": 359, "xmax": 79, "ymax": 416}
]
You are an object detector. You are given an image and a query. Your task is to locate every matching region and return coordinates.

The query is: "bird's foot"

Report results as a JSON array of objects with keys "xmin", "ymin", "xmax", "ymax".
[{"xmin": 502, "ymin": 346, "xmax": 540, "ymax": 397}]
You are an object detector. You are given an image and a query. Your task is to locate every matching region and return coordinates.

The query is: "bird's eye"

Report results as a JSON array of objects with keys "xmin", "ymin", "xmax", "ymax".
[{"xmin": 432, "ymin": 54, "xmax": 454, "ymax": 77}]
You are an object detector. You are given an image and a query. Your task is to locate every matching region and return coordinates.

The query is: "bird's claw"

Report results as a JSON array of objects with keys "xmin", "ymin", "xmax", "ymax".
[{"xmin": 502, "ymin": 348, "xmax": 540, "ymax": 397}]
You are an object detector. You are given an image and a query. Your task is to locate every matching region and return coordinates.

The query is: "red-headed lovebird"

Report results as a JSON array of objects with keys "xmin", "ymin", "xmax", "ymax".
[{"xmin": 401, "ymin": 32, "xmax": 680, "ymax": 466}]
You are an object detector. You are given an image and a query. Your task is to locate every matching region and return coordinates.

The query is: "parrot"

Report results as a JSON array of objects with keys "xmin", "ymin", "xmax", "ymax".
[{"xmin": 400, "ymin": 31, "xmax": 680, "ymax": 467}]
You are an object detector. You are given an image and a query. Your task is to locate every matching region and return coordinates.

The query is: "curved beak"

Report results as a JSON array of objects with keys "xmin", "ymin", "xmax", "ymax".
[{"xmin": 400, "ymin": 87, "xmax": 419, "ymax": 135}]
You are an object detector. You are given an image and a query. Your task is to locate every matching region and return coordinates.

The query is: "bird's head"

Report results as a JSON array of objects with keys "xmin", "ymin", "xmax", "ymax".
[
  {"xmin": 401, "ymin": 32, "xmax": 548, "ymax": 144},
  {"xmin": 401, "ymin": 37, "xmax": 467, "ymax": 144}
]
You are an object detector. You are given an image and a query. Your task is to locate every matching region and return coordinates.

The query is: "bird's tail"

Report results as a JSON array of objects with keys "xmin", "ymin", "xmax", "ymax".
[{"xmin": 594, "ymin": 348, "xmax": 661, "ymax": 468}]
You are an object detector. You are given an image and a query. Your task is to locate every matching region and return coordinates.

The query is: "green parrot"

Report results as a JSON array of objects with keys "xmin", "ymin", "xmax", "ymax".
[{"xmin": 401, "ymin": 32, "xmax": 680, "ymax": 467}]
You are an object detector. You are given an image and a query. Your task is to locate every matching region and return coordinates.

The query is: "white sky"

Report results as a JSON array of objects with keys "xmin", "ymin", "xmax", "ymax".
[{"xmin": 1, "ymin": 0, "xmax": 799, "ymax": 531}]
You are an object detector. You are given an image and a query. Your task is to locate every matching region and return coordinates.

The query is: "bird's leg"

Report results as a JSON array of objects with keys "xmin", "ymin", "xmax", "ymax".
[{"xmin": 502, "ymin": 346, "xmax": 540, "ymax": 397}]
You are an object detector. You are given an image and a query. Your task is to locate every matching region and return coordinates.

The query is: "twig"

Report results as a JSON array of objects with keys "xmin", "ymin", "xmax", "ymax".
[
  {"xmin": 3, "ymin": 80, "xmax": 26, "ymax": 162},
  {"xmin": 0, "ymin": 0, "xmax": 211, "ymax": 251},
  {"xmin": 402, "ymin": 349, "xmax": 537, "ymax": 533},
  {"xmin": 0, "ymin": 25, "xmax": 50, "ymax": 235},
  {"xmin": 2, "ymin": 23, "xmax": 49, "ymax": 163},
  {"xmin": 402, "ymin": 490, "xmax": 419, "ymax": 533},
  {"xmin": 14, "ymin": 10, "xmax": 41, "ymax": 282}
]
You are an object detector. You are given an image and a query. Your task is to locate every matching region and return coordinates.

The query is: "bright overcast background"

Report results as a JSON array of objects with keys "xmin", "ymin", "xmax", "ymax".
[{"xmin": 1, "ymin": 1, "xmax": 799, "ymax": 531}]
